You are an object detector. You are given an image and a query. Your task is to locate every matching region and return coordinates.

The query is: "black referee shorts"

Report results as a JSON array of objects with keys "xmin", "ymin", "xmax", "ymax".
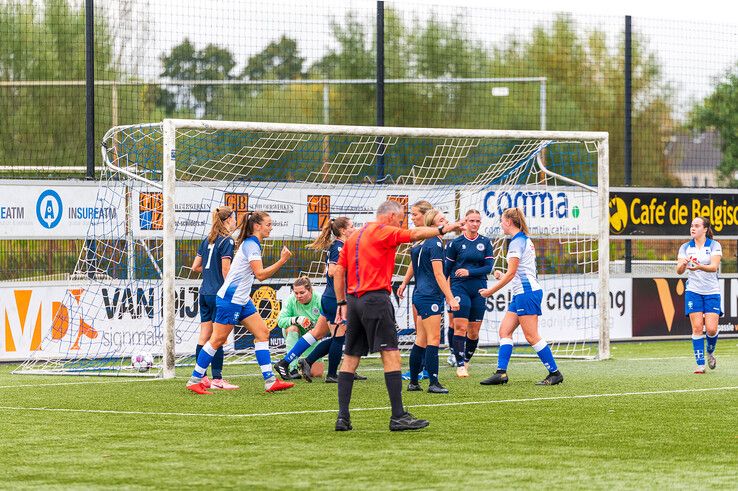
[{"xmin": 344, "ymin": 290, "xmax": 399, "ymax": 356}]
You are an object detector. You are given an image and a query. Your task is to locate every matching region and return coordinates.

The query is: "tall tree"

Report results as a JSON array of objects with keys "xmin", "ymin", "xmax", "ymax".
[
  {"xmin": 242, "ymin": 35, "xmax": 304, "ymax": 80},
  {"xmin": 689, "ymin": 64, "xmax": 738, "ymax": 185}
]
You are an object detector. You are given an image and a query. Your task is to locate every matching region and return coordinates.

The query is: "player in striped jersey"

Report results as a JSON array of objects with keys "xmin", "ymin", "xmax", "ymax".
[
  {"xmin": 676, "ymin": 216, "xmax": 722, "ymax": 373},
  {"xmin": 187, "ymin": 211, "xmax": 295, "ymax": 394},
  {"xmin": 190, "ymin": 205, "xmax": 238, "ymax": 390},
  {"xmin": 479, "ymin": 208, "xmax": 563, "ymax": 386}
]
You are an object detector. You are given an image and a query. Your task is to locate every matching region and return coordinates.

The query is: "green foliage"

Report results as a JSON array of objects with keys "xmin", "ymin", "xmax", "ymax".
[{"xmin": 689, "ymin": 64, "xmax": 738, "ymax": 186}]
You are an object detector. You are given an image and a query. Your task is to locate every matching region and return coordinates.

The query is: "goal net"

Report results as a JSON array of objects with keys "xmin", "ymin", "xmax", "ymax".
[{"xmin": 15, "ymin": 120, "xmax": 609, "ymax": 377}]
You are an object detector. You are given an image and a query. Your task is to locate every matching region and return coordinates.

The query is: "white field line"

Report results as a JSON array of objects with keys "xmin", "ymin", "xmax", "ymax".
[{"xmin": 0, "ymin": 385, "xmax": 737, "ymax": 419}]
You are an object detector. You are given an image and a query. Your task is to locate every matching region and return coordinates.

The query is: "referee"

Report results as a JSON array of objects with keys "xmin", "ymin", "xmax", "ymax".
[{"xmin": 333, "ymin": 200, "xmax": 462, "ymax": 431}]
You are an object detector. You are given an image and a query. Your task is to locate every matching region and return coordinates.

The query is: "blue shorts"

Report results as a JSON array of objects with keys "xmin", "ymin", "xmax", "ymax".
[
  {"xmin": 508, "ymin": 290, "xmax": 543, "ymax": 317},
  {"xmin": 214, "ymin": 297, "xmax": 258, "ymax": 325},
  {"xmin": 684, "ymin": 291, "xmax": 722, "ymax": 316},
  {"xmin": 199, "ymin": 294, "xmax": 217, "ymax": 323},
  {"xmin": 320, "ymin": 295, "xmax": 338, "ymax": 324},
  {"xmin": 412, "ymin": 294, "xmax": 444, "ymax": 320},
  {"xmin": 450, "ymin": 281, "xmax": 486, "ymax": 322}
]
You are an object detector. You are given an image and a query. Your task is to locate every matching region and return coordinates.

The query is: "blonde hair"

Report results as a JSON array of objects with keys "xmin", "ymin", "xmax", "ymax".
[
  {"xmin": 208, "ymin": 205, "xmax": 233, "ymax": 244},
  {"xmin": 502, "ymin": 207, "xmax": 529, "ymax": 235},
  {"xmin": 424, "ymin": 209, "xmax": 441, "ymax": 227},
  {"xmin": 411, "ymin": 200, "xmax": 433, "ymax": 216},
  {"xmin": 308, "ymin": 216, "xmax": 351, "ymax": 251},
  {"xmin": 236, "ymin": 210, "xmax": 269, "ymax": 247}
]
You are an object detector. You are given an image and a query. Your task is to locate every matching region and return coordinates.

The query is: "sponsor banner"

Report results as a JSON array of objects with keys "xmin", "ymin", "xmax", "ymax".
[
  {"xmin": 459, "ymin": 186, "xmax": 598, "ymax": 237},
  {"xmin": 0, "ymin": 182, "xmax": 124, "ymax": 238},
  {"xmin": 632, "ymin": 277, "xmax": 738, "ymax": 337},
  {"xmin": 1, "ymin": 276, "xmax": 631, "ymax": 361},
  {"xmin": 132, "ymin": 184, "xmax": 454, "ymax": 239},
  {"xmin": 477, "ymin": 277, "xmax": 632, "ymax": 344},
  {"xmin": 609, "ymin": 187, "xmax": 738, "ymax": 238}
]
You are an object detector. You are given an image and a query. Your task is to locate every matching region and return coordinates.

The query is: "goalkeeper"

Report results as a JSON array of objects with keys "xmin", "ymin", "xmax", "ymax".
[{"xmin": 277, "ymin": 276, "xmax": 323, "ymax": 378}]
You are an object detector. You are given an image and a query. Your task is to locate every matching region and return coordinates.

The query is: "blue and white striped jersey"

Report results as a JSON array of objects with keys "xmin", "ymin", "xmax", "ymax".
[
  {"xmin": 217, "ymin": 236, "xmax": 262, "ymax": 305},
  {"xmin": 507, "ymin": 232, "xmax": 541, "ymax": 295}
]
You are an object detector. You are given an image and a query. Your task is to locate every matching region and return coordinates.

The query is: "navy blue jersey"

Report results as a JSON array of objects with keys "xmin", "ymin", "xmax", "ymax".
[
  {"xmin": 411, "ymin": 238, "xmax": 445, "ymax": 298},
  {"xmin": 323, "ymin": 239, "xmax": 344, "ymax": 298},
  {"xmin": 444, "ymin": 233, "xmax": 494, "ymax": 284},
  {"xmin": 197, "ymin": 235, "xmax": 235, "ymax": 296}
]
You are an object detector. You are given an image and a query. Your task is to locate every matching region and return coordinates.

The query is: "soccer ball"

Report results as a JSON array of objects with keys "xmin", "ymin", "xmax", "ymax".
[{"xmin": 131, "ymin": 352, "xmax": 154, "ymax": 372}]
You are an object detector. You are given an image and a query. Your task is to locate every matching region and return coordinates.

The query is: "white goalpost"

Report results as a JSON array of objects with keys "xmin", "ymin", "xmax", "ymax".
[{"xmin": 15, "ymin": 119, "xmax": 609, "ymax": 378}]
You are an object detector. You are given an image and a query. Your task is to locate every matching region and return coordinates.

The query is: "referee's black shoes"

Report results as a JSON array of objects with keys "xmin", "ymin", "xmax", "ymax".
[
  {"xmin": 335, "ymin": 417, "xmax": 353, "ymax": 431},
  {"xmin": 535, "ymin": 370, "xmax": 564, "ymax": 386},
  {"xmin": 390, "ymin": 411, "xmax": 430, "ymax": 431}
]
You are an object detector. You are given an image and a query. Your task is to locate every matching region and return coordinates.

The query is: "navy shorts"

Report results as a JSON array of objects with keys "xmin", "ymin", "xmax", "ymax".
[
  {"xmin": 508, "ymin": 290, "xmax": 543, "ymax": 316},
  {"xmin": 320, "ymin": 295, "xmax": 338, "ymax": 324},
  {"xmin": 684, "ymin": 291, "xmax": 722, "ymax": 316},
  {"xmin": 450, "ymin": 281, "xmax": 486, "ymax": 322},
  {"xmin": 412, "ymin": 294, "xmax": 444, "ymax": 320},
  {"xmin": 214, "ymin": 297, "xmax": 258, "ymax": 325},
  {"xmin": 199, "ymin": 294, "xmax": 217, "ymax": 323}
]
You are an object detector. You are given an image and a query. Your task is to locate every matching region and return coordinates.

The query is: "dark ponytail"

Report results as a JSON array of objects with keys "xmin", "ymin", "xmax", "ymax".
[
  {"xmin": 697, "ymin": 216, "xmax": 714, "ymax": 239},
  {"xmin": 236, "ymin": 210, "xmax": 269, "ymax": 247},
  {"xmin": 308, "ymin": 216, "xmax": 351, "ymax": 250}
]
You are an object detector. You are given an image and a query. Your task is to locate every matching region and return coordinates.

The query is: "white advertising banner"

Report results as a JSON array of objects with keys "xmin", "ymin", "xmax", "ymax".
[
  {"xmin": 0, "ymin": 277, "xmax": 631, "ymax": 362},
  {"xmin": 458, "ymin": 185, "xmax": 599, "ymax": 237},
  {"xmin": 0, "ymin": 181, "xmax": 125, "ymax": 239}
]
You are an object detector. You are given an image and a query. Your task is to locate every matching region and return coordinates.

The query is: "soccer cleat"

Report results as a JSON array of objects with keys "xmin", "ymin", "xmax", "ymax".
[
  {"xmin": 707, "ymin": 353, "xmax": 717, "ymax": 370},
  {"xmin": 186, "ymin": 382, "xmax": 213, "ymax": 395},
  {"xmin": 407, "ymin": 382, "xmax": 423, "ymax": 392},
  {"xmin": 335, "ymin": 416, "xmax": 353, "ymax": 431},
  {"xmin": 427, "ymin": 382, "xmax": 449, "ymax": 394},
  {"xmin": 266, "ymin": 378, "xmax": 295, "ymax": 392},
  {"xmin": 201, "ymin": 376, "xmax": 212, "ymax": 389},
  {"xmin": 536, "ymin": 370, "xmax": 564, "ymax": 385},
  {"xmin": 456, "ymin": 365, "xmax": 469, "ymax": 378},
  {"xmin": 273, "ymin": 360, "xmax": 291, "ymax": 380},
  {"xmin": 297, "ymin": 358, "xmax": 313, "ymax": 382},
  {"xmin": 353, "ymin": 372, "xmax": 368, "ymax": 381},
  {"xmin": 390, "ymin": 411, "xmax": 430, "ymax": 431},
  {"xmin": 211, "ymin": 378, "xmax": 239, "ymax": 390},
  {"xmin": 324, "ymin": 375, "xmax": 338, "ymax": 383},
  {"xmin": 480, "ymin": 370, "xmax": 508, "ymax": 386},
  {"xmin": 694, "ymin": 365, "xmax": 706, "ymax": 374},
  {"xmin": 447, "ymin": 353, "xmax": 457, "ymax": 367}
]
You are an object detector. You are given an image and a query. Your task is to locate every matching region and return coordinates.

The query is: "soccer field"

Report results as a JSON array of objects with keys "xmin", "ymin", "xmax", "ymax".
[{"xmin": 2, "ymin": 340, "xmax": 737, "ymax": 490}]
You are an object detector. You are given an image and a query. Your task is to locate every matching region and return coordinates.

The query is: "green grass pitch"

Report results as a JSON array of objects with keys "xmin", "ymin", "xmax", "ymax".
[{"xmin": 1, "ymin": 340, "xmax": 737, "ymax": 489}]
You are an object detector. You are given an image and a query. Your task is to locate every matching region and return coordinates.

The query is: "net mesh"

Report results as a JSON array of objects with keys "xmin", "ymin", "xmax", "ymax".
[{"xmin": 15, "ymin": 121, "xmax": 605, "ymax": 376}]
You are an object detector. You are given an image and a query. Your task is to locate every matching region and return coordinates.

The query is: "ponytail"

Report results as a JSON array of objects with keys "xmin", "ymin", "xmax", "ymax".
[
  {"xmin": 308, "ymin": 216, "xmax": 351, "ymax": 250},
  {"xmin": 236, "ymin": 210, "xmax": 269, "ymax": 247},
  {"xmin": 208, "ymin": 205, "xmax": 233, "ymax": 244},
  {"xmin": 502, "ymin": 207, "xmax": 529, "ymax": 235}
]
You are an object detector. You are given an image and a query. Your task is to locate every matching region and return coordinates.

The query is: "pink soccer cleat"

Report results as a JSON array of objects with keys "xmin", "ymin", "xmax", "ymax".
[
  {"xmin": 201, "ymin": 376, "xmax": 212, "ymax": 388},
  {"xmin": 211, "ymin": 378, "xmax": 239, "ymax": 390}
]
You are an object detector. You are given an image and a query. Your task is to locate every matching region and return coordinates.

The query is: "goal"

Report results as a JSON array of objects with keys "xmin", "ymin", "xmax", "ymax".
[{"xmin": 14, "ymin": 120, "xmax": 609, "ymax": 378}]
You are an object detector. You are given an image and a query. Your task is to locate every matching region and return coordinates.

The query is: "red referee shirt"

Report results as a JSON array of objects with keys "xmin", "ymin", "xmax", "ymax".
[{"xmin": 337, "ymin": 222, "xmax": 413, "ymax": 297}]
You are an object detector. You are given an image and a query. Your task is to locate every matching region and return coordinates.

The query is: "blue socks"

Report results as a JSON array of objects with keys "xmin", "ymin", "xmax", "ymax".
[
  {"xmin": 465, "ymin": 337, "xmax": 479, "ymax": 363},
  {"xmin": 211, "ymin": 346, "xmax": 224, "ymax": 379},
  {"xmin": 497, "ymin": 338, "xmax": 513, "ymax": 371},
  {"xmin": 453, "ymin": 335, "xmax": 466, "ymax": 366},
  {"xmin": 283, "ymin": 332, "xmax": 317, "ymax": 364},
  {"xmin": 692, "ymin": 335, "xmax": 705, "ymax": 366},
  {"xmin": 425, "ymin": 345, "xmax": 440, "ymax": 384},
  {"xmin": 409, "ymin": 344, "xmax": 426, "ymax": 383},
  {"xmin": 706, "ymin": 332, "xmax": 718, "ymax": 354},
  {"xmin": 532, "ymin": 339, "xmax": 558, "ymax": 373},
  {"xmin": 305, "ymin": 337, "xmax": 332, "ymax": 365},
  {"xmin": 327, "ymin": 336, "xmax": 345, "ymax": 377},
  {"xmin": 192, "ymin": 342, "xmax": 216, "ymax": 379},
  {"xmin": 255, "ymin": 341, "xmax": 274, "ymax": 380}
]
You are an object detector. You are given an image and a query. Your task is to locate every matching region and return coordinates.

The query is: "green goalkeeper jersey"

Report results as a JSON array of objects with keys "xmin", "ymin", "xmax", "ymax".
[{"xmin": 276, "ymin": 291, "xmax": 323, "ymax": 330}]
